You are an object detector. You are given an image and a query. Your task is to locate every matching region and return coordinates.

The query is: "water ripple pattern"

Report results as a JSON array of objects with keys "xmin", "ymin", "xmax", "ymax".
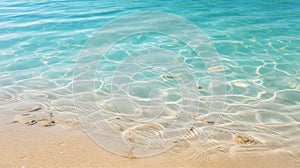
[
  {"xmin": 0, "ymin": 0, "xmax": 299, "ymax": 159},
  {"xmin": 73, "ymin": 12, "xmax": 226, "ymax": 157}
]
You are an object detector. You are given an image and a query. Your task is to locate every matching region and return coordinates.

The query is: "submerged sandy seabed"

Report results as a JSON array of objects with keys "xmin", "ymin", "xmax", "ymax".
[{"xmin": 1, "ymin": 112, "xmax": 299, "ymax": 168}]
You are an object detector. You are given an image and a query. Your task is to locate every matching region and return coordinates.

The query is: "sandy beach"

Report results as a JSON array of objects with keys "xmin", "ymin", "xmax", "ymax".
[{"xmin": 1, "ymin": 111, "xmax": 299, "ymax": 168}]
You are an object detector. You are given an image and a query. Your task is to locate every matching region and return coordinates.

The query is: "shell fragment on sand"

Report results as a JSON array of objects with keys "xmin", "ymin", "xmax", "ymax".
[{"xmin": 233, "ymin": 134, "xmax": 256, "ymax": 144}]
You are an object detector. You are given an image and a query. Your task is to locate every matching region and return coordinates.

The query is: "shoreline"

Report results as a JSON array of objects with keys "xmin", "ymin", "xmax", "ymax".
[{"xmin": 1, "ymin": 112, "xmax": 299, "ymax": 168}]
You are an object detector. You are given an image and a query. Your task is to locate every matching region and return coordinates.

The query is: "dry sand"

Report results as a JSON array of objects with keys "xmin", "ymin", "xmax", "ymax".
[{"xmin": 0, "ymin": 112, "xmax": 299, "ymax": 168}]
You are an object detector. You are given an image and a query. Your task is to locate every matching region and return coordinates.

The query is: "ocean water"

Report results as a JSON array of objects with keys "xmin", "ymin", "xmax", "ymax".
[{"xmin": 0, "ymin": 0, "xmax": 299, "ymax": 158}]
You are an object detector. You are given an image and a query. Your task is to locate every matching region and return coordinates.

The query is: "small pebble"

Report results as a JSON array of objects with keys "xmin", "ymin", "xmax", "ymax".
[
  {"xmin": 203, "ymin": 118, "xmax": 215, "ymax": 125},
  {"xmin": 39, "ymin": 119, "xmax": 55, "ymax": 127},
  {"xmin": 28, "ymin": 107, "xmax": 42, "ymax": 112},
  {"xmin": 26, "ymin": 120, "xmax": 38, "ymax": 126},
  {"xmin": 162, "ymin": 75, "xmax": 176, "ymax": 80}
]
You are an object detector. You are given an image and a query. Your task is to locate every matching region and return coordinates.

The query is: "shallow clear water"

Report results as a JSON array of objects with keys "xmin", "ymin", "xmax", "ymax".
[{"xmin": 0, "ymin": 0, "xmax": 299, "ymax": 157}]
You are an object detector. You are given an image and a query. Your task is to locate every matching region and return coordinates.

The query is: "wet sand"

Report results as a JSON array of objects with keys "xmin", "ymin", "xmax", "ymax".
[{"xmin": 0, "ymin": 112, "xmax": 299, "ymax": 168}]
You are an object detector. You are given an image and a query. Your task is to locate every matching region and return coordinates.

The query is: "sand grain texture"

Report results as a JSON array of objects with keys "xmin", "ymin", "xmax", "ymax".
[{"xmin": 0, "ymin": 112, "xmax": 299, "ymax": 168}]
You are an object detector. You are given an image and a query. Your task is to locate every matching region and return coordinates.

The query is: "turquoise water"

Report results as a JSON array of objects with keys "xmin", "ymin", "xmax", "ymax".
[{"xmin": 0, "ymin": 0, "xmax": 299, "ymax": 157}]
